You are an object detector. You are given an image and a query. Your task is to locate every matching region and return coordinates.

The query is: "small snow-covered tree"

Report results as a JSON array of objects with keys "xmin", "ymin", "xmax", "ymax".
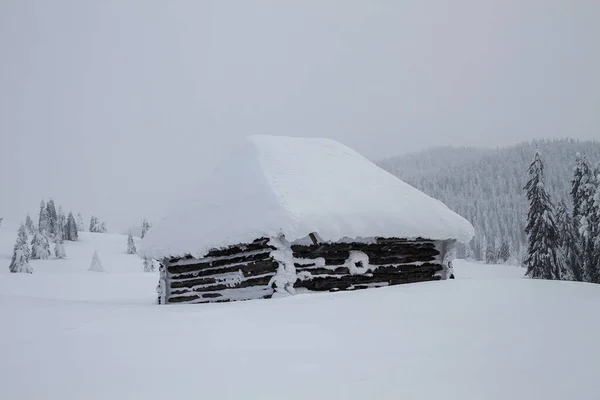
[
  {"xmin": 556, "ymin": 200, "xmax": 582, "ymax": 281},
  {"xmin": 141, "ymin": 219, "xmax": 151, "ymax": 239},
  {"xmin": 580, "ymin": 172, "xmax": 600, "ymax": 283},
  {"xmin": 46, "ymin": 199, "xmax": 58, "ymax": 236},
  {"xmin": 100, "ymin": 221, "xmax": 107, "ymax": 233},
  {"xmin": 89, "ymin": 250, "xmax": 105, "ymax": 272},
  {"xmin": 89, "ymin": 216, "xmax": 100, "ymax": 233},
  {"xmin": 64, "ymin": 212, "xmax": 78, "ymax": 241},
  {"xmin": 127, "ymin": 232, "xmax": 137, "ymax": 254},
  {"xmin": 9, "ymin": 224, "xmax": 32, "ymax": 273},
  {"xmin": 498, "ymin": 241, "xmax": 510, "ymax": 263},
  {"xmin": 570, "ymin": 153, "xmax": 598, "ymax": 282},
  {"xmin": 25, "ymin": 214, "xmax": 35, "ymax": 234},
  {"xmin": 56, "ymin": 206, "xmax": 67, "ymax": 240},
  {"xmin": 54, "ymin": 239, "xmax": 66, "ymax": 259},
  {"xmin": 485, "ymin": 238, "xmax": 497, "ymax": 264},
  {"xmin": 77, "ymin": 213, "xmax": 85, "ymax": 232},
  {"xmin": 38, "ymin": 200, "xmax": 50, "ymax": 236},
  {"xmin": 143, "ymin": 257, "xmax": 155, "ymax": 272},
  {"xmin": 524, "ymin": 152, "xmax": 562, "ymax": 280},
  {"xmin": 30, "ymin": 230, "xmax": 51, "ymax": 260}
]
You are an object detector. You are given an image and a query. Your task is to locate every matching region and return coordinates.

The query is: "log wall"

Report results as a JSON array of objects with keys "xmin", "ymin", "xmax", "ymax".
[
  {"xmin": 292, "ymin": 238, "xmax": 443, "ymax": 292},
  {"xmin": 161, "ymin": 237, "xmax": 449, "ymax": 304},
  {"xmin": 164, "ymin": 238, "xmax": 278, "ymax": 304}
]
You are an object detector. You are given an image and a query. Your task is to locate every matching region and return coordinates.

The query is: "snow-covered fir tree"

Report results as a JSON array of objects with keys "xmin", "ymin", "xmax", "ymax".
[
  {"xmin": 30, "ymin": 230, "xmax": 51, "ymax": 260},
  {"xmin": 9, "ymin": 224, "xmax": 33, "ymax": 273},
  {"xmin": 126, "ymin": 232, "xmax": 137, "ymax": 254},
  {"xmin": 141, "ymin": 218, "xmax": 151, "ymax": 239},
  {"xmin": 54, "ymin": 238, "xmax": 66, "ymax": 259},
  {"xmin": 38, "ymin": 200, "xmax": 50, "ymax": 235},
  {"xmin": 498, "ymin": 241, "xmax": 510, "ymax": 263},
  {"xmin": 46, "ymin": 199, "xmax": 58, "ymax": 236},
  {"xmin": 25, "ymin": 214, "xmax": 35, "ymax": 234},
  {"xmin": 89, "ymin": 250, "xmax": 105, "ymax": 272},
  {"xmin": 89, "ymin": 216, "xmax": 101, "ymax": 233},
  {"xmin": 143, "ymin": 257, "xmax": 155, "ymax": 272},
  {"xmin": 556, "ymin": 200, "xmax": 579, "ymax": 281},
  {"xmin": 593, "ymin": 179, "xmax": 600, "ymax": 282},
  {"xmin": 64, "ymin": 212, "xmax": 78, "ymax": 241},
  {"xmin": 57, "ymin": 206, "xmax": 67, "ymax": 240},
  {"xmin": 572, "ymin": 155, "xmax": 599, "ymax": 283},
  {"xmin": 523, "ymin": 152, "xmax": 563, "ymax": 280},
  {"xmin": 485, "ymin": 239, "xmax": 497, "ymax": 264},
  {"xmin": 100, "ymin": 222, "xmax": 107, "ymax": 233},
  {"xmin": 77, "ymin": 213, "xmax": 85, "ymax": 232}
]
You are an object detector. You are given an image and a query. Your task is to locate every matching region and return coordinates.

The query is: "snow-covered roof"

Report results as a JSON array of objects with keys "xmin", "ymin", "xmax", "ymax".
[{"xmin": 140, "ymin": 135, "xmax": 474, "ymax": 259}]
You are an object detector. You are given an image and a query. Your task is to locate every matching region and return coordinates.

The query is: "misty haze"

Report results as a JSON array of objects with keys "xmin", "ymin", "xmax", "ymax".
[{"xmin": 1, "ymin": 1, "xmax": 599, "ymax": 399}]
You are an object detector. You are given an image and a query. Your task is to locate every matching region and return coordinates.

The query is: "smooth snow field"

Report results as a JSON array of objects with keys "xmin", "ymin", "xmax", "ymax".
[{"xmin": 1, "ymin": 224, "xmax": 599, "ymax": 399}]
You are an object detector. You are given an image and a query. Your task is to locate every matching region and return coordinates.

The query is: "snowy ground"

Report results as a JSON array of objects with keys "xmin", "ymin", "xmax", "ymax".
[{"xmin": 1, "ymin": 224, "xmax": 599, "ymax": 399}]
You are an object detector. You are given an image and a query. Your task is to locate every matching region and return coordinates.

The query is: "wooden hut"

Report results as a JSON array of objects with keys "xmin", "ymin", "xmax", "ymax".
[{"xmin": 140, "ymin": 135, "xmax": 474, "ymax": 304}]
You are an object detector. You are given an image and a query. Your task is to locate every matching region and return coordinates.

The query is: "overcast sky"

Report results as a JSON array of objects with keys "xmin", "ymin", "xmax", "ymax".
[{"xmin": 1, "ymin": 0, "xmax": 599, "ymax": 230}]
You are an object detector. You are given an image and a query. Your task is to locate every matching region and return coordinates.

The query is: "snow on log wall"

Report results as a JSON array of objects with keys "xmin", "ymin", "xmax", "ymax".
[{"xmin": 160, "ymin": 237, "xmax": 449, "ymax": 304}]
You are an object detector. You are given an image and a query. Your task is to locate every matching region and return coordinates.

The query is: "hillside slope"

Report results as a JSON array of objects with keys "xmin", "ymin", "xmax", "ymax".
[{"xmin": 378, "ymin": 138, "xmax": 600, "ymax": 262}]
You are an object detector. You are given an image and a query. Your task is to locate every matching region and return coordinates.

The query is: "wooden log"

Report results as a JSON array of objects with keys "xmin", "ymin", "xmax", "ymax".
[
  {"xmin": 203, "ymin": 238, "xmax": 275, "ymax": 258},
  {"xmin": 167, "ymin": 252, "xmax": 272, "ymax": 274},
  {"xmin": 168, "ymin": 289, "xmax": 274, "ymax": 304},
  {"xmin": 170, "ymin": 260, "xmax": 279, "ymax": 280},
  {"xmin": 291, "ymin": 246, "xmax": 439, "ymax": 261},
  {"xmin": 290, "ymin": 241, "xmax": 437, "ymax": 255},
  {"xmin": 372, "ymin": 263, "xmax": 443, "ymax": 274},
  {"xmin": 295, "ymin": 266, "xmax": 351, "ymax": 275},
  {"xmin": 170, "ymin": 274, "xmax": 276, "ymax": 291},
  {"xmin": 293, "ymin": 270, "xmax": 440, "ymax": 291}
]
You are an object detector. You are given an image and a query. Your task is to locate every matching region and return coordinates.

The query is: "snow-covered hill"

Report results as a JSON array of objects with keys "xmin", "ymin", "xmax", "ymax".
[{"xmin": 1, "ymin": 226, "xmax": 599, "ymax": 399}]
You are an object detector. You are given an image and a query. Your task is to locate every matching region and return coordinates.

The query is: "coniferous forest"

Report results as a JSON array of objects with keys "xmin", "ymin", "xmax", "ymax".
[{"xmin": 378, "ymin": 138, "xmax": 600, "ymax": 267}]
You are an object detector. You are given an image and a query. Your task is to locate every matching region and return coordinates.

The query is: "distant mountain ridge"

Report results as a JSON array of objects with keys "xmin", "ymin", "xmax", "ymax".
[{"xmin": 377, "ymin": 138, "xmax": 600, "ymax": 262}]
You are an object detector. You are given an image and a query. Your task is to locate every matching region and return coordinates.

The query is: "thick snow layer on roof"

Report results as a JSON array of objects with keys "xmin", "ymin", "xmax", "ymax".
[{"xmin": 140, "ymin": 135, "xmax": 474, "ymax": 259}]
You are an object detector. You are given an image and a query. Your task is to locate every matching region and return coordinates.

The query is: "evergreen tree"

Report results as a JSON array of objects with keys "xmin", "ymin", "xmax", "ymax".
[
  {"xmin": 57, "ymin": 206, "xmax": 67, "ymax": 240},
  {"xmin": 25, "ymin": 214, "xmax": 35, "ymax": 234},
  {"xmin": 65, "ymin": 212, "xmax": 78, "ymax": 241},
  {"xmin": 485, "ymin": 238, "xmax": 497, "ymax": 264},
  {"xmin": 498, "ymin": 241, "xmax": 510, "ymax": 263},
  {"xmin": 30, "ymin": 230, "xmax": 51, "ymax": 260},
  {"xmin": 38, "ymin": 200, "xmax": 50, "ymax": 236},
  {"xmin": 524, "ymin": 152, "xmax": 562, "ymax": 280},
  {"xmin": 89, "ymin": 216, "xmax": 100, "ymax": 233},
  {"xmin": 143, "ymin": 257, "xmax": 155, "ymax": 272},
  {"xmin": 141, "ymin": 219, "xmax": 151, "ymax": 239},
  {"xmin": 54, "ymin": 239, "xmax": 66, "ymax": 259},
  {"xmin": 574, "ymin": 157, "xmax": 599, "ymax": 283},
  {"xmin": 126, "ymin": 232, "xmax": 137, "ymax": 254},
  {"xmin": 554, "ymin": 200, "xmax": 576, "ymax": 280},
  {"xmin": 593, "ymin": 180, "xmax": 600, "ymax": 283},
  {"xmin": 580, "ymin": 173, "xmax": 600, "ymax": 283},
  {"xmin": 89, "ymin": 250, "xmax": 105, "ymax": 272},
  {"xmin": 77, "ymin": 213, "xmax": 85, "ymax": 232},
  {"xmin": 9, "ymin": 224, "xmax": 32, "ymax": 274},
  {"xmin": 46, "ymin": 199, "xmax": 58, "ymax": 235},
  {"xmin": 100, "ymin": 222, "xmax": 107, "ymax": 233}
]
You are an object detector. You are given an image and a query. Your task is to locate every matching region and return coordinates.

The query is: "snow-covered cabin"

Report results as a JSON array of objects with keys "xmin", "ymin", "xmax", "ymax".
[{"xmin": 140, "ymin": 135, "xmax": 475, "ymax": 304}]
